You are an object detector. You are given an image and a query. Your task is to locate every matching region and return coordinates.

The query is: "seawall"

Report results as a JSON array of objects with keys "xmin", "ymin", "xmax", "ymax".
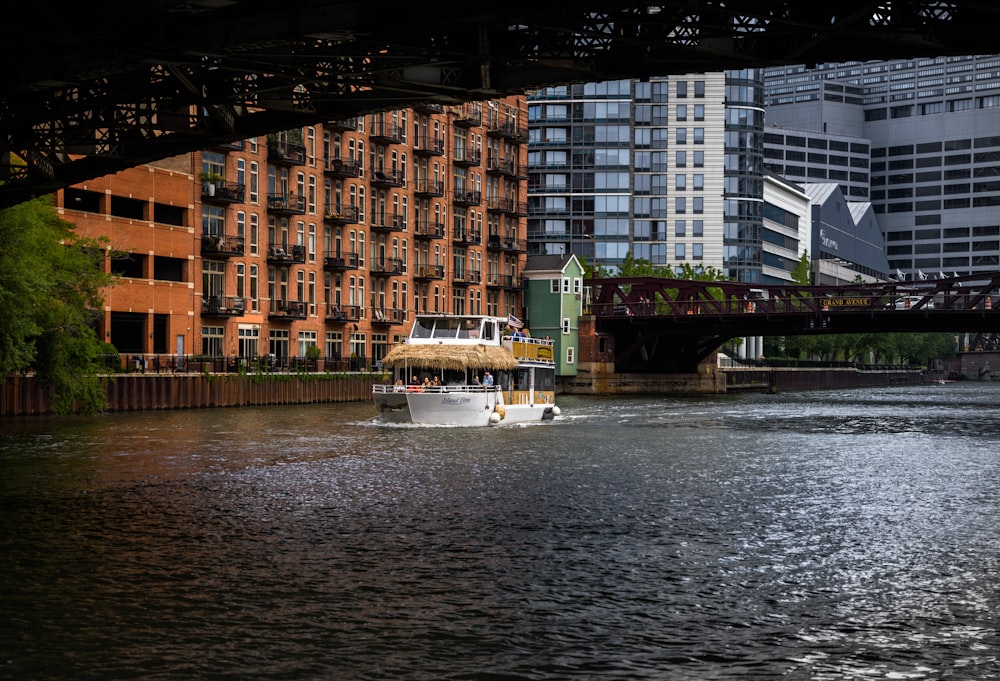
[
  {"xmin": 1, "ymin": 373, "xmax": 381, "ymax": 416},
  {"xmin": 560, "ymin": 362, "xmax": 927, "ymax": 395}
]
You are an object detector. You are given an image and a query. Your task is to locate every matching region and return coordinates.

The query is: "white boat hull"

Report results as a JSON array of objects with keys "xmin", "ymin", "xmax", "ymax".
[{"xmin": 373, "ymin": 388, "xmax": 557, "ymax": 427}]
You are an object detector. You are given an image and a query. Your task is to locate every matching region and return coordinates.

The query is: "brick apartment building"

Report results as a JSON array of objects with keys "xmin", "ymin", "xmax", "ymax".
[{"xmin": 58, "ymin": 97, "xmax": 529, "ymax": 370}]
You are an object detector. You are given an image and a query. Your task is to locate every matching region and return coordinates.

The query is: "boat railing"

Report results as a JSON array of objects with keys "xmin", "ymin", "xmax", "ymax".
[
  {"xmin": 373, "ymin": 384, "xmax": 500, "ymax": 394},
  {"xmin": 502, "ymin": 336, "xmax": 556, "ymax": 365}
]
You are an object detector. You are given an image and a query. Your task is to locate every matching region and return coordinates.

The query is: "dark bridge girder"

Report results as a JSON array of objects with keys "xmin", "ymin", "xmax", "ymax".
[{"xmin": 5, "ymin": 1, "xmax": 1000, "ymax": 207}]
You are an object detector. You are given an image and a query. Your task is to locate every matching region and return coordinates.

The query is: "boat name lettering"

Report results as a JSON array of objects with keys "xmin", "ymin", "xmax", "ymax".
[{"xmin": 441, "ymin": 396, "xmax": 472, "ymax": 405}]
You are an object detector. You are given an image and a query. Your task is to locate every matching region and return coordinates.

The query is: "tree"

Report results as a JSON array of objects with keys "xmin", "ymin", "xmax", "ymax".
[
  {"xmin": 791, "ymin": 250, "xmax": 812, "ymax": 285},
  {"xmin": 0, "ymin": 197, "xmax": 113, "ymax": 414}
]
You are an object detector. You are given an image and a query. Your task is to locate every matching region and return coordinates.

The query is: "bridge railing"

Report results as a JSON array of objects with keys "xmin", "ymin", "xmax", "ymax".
[{"xmin": 587, "ymin": 274, "xmax": 1000, "ymax": 318}]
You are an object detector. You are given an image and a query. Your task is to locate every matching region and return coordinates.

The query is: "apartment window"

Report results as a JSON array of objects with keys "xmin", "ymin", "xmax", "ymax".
[
  {"xmin": 676, "ymin": 104, "xmax": 687, "ymax": 121},
  {"xmin": 201, "ymin": 326, "xmax": 224, "ymax": 357},
  {"xmin": 675, "ymin": 220, "xmax": 686, "ymax": 236},
  {"xmin": 675, "ymin": 243, "xmax": 686, "ymax": 259},
  {"xmin": 562, "ymin": 318, "xmax": 571, "ymax": 334}
]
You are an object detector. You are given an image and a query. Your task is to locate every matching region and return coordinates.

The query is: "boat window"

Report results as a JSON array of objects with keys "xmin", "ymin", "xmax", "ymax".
[
  {"xmin": 432, "ymin": 317, "xmax": 463, "ymax": 339},
  {"xmin": 482, "ymin": 321, "xmax": 495, "ymax": 341},
  {"xmin": 411, "ymin": 318, "xmax": 434, "ymax": 339}
]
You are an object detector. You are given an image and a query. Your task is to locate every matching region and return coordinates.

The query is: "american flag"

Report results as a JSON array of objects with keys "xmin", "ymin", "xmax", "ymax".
[{"xmin": 507, "ymin": 313, "xmax": 524, "ymax": 329}]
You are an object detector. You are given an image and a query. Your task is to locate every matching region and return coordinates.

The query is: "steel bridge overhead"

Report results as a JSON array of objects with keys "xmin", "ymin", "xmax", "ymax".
[{"xmin": 3, "ymin": 1, "xmax": 1000, "ymax": 207}]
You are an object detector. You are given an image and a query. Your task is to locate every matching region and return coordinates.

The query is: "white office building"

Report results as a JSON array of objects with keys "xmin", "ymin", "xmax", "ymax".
[{"xmin": 763, "ymin": 55, "xmax": 1000, "ymax": 280}]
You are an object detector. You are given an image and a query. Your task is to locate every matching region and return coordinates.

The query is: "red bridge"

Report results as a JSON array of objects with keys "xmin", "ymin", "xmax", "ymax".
[{"xmin": 587, "ymin": 274, "xmax": 1000, "ymax": 373}]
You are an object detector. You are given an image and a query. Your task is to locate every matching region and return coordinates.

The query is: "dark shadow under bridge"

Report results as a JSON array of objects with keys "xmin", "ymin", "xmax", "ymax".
[{"xmin": 588, "ymin": 274, "xmax": 1000, "ymax": 373}]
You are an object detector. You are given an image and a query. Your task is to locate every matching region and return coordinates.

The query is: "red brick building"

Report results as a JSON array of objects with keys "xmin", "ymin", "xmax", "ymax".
[{"xmin": 59, "ymin": 98, "xmax": 528, "ymax": 369}]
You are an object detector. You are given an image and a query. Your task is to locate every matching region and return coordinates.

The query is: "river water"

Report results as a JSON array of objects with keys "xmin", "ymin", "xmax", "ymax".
[{"xmin": 2, "ymin": 383, "xmax": 999, "ymax": 680}]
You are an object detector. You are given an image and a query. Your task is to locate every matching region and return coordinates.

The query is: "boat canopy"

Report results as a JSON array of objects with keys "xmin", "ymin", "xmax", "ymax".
[{"xmin": 380, "ymin": 343, "xmax": 519, "ymax": 371}]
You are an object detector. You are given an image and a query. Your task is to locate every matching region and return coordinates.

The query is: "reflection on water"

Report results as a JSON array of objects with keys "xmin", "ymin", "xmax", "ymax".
[{"xmin": 2, "ymin": 383, "xmax": 1000, "ymax": 680}]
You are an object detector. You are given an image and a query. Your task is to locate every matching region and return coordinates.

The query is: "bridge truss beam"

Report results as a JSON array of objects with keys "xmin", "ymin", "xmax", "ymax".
[
  {"xmin": 588, "ymin": 275, "xmax": 1000, "ymax": 373},
  {"xmin": 6, "ymin": 1, "xmax": 1000, "ymax": 206}
]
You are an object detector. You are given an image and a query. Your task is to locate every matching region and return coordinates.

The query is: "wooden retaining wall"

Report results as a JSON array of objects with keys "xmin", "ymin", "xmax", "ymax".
[
  {"xmin": 724, "ymin": 367, "xmax": 926, "ymax": 393},
  {"xmin": 0, "ymin": 373, "xmax": 381, "ymax": 416}
]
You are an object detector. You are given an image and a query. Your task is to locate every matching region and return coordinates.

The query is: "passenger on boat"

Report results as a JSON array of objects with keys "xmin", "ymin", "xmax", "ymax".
[{"xmin": 482, "ymin": 371, "xmax": 494, "ymax": 387}]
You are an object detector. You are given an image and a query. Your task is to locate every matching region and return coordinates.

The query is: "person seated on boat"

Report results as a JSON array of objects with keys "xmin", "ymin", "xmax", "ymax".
[
  {"xmin": 482, "ymin": 370, "xmax": 494, "ymax": 387},
  {"xmin": 394, "ymin": 379, "xmax": 405, "ymax": 392},
  {"xmin": 432, "ymin": 375, "xmax": 442, "ymax": 386},
  {"xmin": 410, "ymin": 375, "xmax": 420, "ymax": 386},
  {"xmin": 422, "ymin": 376, "xmax": 432, "ymax": 389},
  {"xmin": 510, "ymin": 327, "xmax": 523, "ymax": 340},
  {"xmin": 522, "ymin": 328, "xmax": 531, "ymax": 338}
]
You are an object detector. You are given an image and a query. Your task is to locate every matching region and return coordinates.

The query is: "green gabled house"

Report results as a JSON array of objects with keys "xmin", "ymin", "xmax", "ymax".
[{"xmin": 521, "ymin": 254, "xmax": 584, "ymax": 378}]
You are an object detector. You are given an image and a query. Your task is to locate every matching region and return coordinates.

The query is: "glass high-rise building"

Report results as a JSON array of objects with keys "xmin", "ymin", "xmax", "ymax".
[
  {"xmin": 527, "ymin": 71, "xmax": 766, "ymax": 282},
  {"xmin": 763, "ymin": 55, "xmax": 1000, "ymax": 278}
]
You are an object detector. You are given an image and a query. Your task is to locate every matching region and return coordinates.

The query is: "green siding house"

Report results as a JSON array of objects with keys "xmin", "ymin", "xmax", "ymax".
[{"xmin": 521, "ymin": 254, "xmax": 584, "ymax": 377}]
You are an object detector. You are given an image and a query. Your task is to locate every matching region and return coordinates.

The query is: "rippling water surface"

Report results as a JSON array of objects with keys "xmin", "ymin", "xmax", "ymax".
[{"xmin": 2, "ymin": 383, "xmax": 1000, "ymax": 680}]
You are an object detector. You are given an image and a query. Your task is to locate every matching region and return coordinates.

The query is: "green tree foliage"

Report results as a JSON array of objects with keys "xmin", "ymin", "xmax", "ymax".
[
  {"xmin": 0, "ymin": 197, "xmax": 113, "ymax": 413},
  {"xmin": 781, "ymin": 331, "xmax": 955, "ymax": 367},
  {"xmin": 791, "ymin": 250, "xmax": 812, "ymax": 285}
]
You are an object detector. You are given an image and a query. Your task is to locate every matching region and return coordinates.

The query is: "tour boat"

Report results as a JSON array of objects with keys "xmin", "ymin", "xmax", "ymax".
[{"xmin": 372, "ymin": 314, "xmax": 560, "ymax": 426}]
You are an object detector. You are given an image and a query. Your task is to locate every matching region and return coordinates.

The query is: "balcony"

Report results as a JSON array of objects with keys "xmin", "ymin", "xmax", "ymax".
[
  {"xmin": 370, "ymin": 212, "xmax": 405, "ymax": 233},
  {"xmin": 370, "ymin": 122, "xmax": 403, "ymax": 145},
  {"xmin": 325, "ymin": 303, "xmax": 362, "ymax": 323},
  {"xmin": 327, "ymin": 117, "xmax": 359, "ymax": 132},
  {"xmin": 371, "ymin": 307, "xmax": 406, "ymax": 326},
  {"xmin": 413, "ymin": 264, "xmax": 445, "ymax": 281},
  {"xmin": 371, "ymin": 168, "xmax": 404, "ymax": 188},
  {"xmin": 487, "ymin": 121, "xmax": 529, "ymax": 143},
  {"xmin": 267, "ymin": 192, "xmax": 306, "ymax": 215},
  {"xmin": 486, "ymin": 274, "xmax": 522, "ymax": 289},
  {"xmin": 201, "ymin": 179, "xmax": 245, "ymax": 205},
  {"xmin": 370, "ymin": 257, "xmax": 404, "ymax": 277},
  {"xmin": 267, "ymin": 140, "xmax": 306, "ymax": 166},
  {"xmin": 201, "ymin": 233, "xmax": 245, "ymax": 259},
  {"xmin": 267, "ymin": 243, "xmax": 306, "ymax": 265},
  {"xmin": 201, "ymin": 295, "xmax": 246, "ymax": 318},
  {"xmin": 452, "ymin": 227, "xmax": 481, "ymax": 246},
  {"xmin": 210, "ymin": 139, "xmax": 244, "ymax": 153},
  {"xmin": 414, "ymin": 102, "xmax": 444, "ymax": 115},
  {"xmin": 413, "ymin": 219, "xmax": 446, "ymax": 240},
  {"xmin": 452, "ymin": 149, "xmax": 481, "ymax": 166},
  {"xmin": 487, "ymin": 234, "xmax": 523, "ymax": 252},
  {"xmin": 452, "ymin": 269, "xmax": 482, "ymax": 286},
  {"xmin": 323, "ymin": 204, "xmax": 359, "ymax": 225},
  {"xmin": 414, "ymin": 178, "xmax": 445, "ymax": 197},
  {"xmin": 485, "ymin": 156, "xmax": 516, "ymax": 176},
  {"xmin": 413, "ymin": 134, "xmax": 445, "ymax": 156},
  {"xmin": 268, "ymin": 299, "xmax": 308, "ymax": 321},
  {"xmin": 486, "ymin": 197, "xmax": 527, "ymax": 216},
  {"xmin": 323, "ymin": 251, "xmax": 360, "ymax": 272},
  {"xmin": 452, "ymin": 104, "xmax": 481, "ymax": 127},
  {"xmin": 324, "ymin": 157, "xmax": 361, "ymax": 178},
  {"xmin": 452, "ymin": 190, "xmax": 481, "ymax": 208}
]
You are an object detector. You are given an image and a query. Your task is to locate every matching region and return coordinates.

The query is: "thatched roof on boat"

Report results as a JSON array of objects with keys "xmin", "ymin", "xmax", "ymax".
[{"xmin": 381, "ymin": 343, "xmax": 519, "ymax": 371}]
